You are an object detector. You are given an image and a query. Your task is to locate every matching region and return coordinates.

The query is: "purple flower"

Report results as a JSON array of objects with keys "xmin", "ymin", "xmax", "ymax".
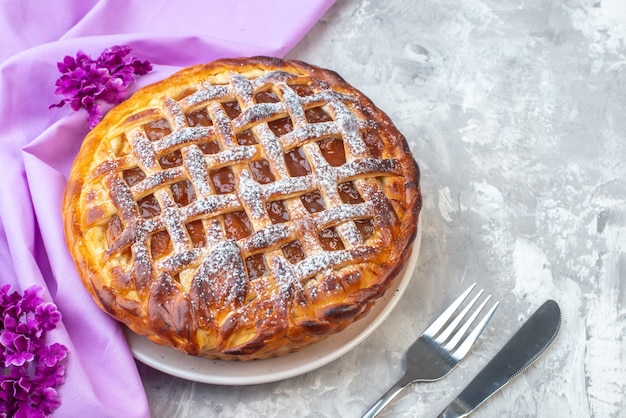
[
  {"xmin": 50, "ymin": 45, "xmax": 152, "ymax": 128},
  {"xmin": 31, "ymin": 386, "xmax": 61, "ymax": 415},
  {"xmin": 0, "ymin": 285, "xmax": 67, "ymax": 416},
  {"xmin": 1, "ymin": 332, "xmax": 35, "ymax": 367},
  {"xmin": 20, "ymin": 287, "xmax": 45, "ymax": 314},
  {"xmin": 3, "ymin": 376, "xmax": 32, "ymax": 402},
  {"xmin": 0, "ymin": 284, "xmax": 22, "ymax": 319},
  {"xmin": 34, "ymin": 363, "xmax": 66, "ymax": 388},
  {"xmin": 37, "ymin": 343, "xmax": 67, "ymax": 368},
  {"xmin": 34, "ymin": 303, "xmax": 61, "ymax": 332}
]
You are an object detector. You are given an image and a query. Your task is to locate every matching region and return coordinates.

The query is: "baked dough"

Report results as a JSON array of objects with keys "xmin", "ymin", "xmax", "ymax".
[{"xmin": 63, "ymin": 56, "xmax": 421, "ymax": 360}]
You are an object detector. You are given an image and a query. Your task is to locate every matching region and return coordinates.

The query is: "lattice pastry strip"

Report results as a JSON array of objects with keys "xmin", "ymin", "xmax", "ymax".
[{"xmin": 64, "ymin": 57, "xmax": 421, "ymax": 360}]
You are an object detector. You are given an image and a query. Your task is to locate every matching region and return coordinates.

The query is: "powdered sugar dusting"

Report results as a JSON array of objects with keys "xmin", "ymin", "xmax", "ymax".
[
  {"xmin": 163, "ymin": 96, "xmax": 188, "ymax": 130},
  {"xmin": 131, "ymin": 167, "xmax": 185, "ymax": 197},
  {"xmin": 156, "ymin": 127, "xmax": 213, "ymax": 152},
  {"xmin": 181, "ymin": 145, "xmax": 211, "ymax": 196},
  {"xmin": 240, "ymin": 223, "xmax": 291, "ymax": 254},
  {"xmin": 280, "ymin": 122, "xmax": 340, "ymax": 150},
  {"xmin": 236, "ymin": 170, "xmax": 268, "ymax": 222},
  {"xmin": 234, "ymin": 102, "xmax": 286, "ymax": 130},
  {"xmin": 192, "ymin": 240, "xmax": 247, "ymax": 306},
  {"xmin": 129, "ymin": 129, "xmax": 159, "ymax": 171},
  {"xmin": 180, "ymin": 85, "xmax": 230, "ymax": 108},
  {"xmin": 207, "ymin": 145, "xmax": 258, "ymax": 167}
]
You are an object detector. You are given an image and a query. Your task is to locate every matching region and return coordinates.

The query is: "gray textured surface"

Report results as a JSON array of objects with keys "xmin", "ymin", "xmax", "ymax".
[{"xmin": 138, "ymin": 1, "xmax": 626, "ymax": 416}]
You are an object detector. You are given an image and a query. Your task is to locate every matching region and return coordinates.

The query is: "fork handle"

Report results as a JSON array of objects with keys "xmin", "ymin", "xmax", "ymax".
[{"xmin": 361, "ymin": 374, "xmax": 415, "ymax": 418}]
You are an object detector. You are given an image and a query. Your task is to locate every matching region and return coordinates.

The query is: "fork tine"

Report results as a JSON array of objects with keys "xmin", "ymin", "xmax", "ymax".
[
  {"xmin": 442, "ymin": 294, "xmax": 491, "ymax": 351},
  {"xmin": 434, "ymin": 289, "xmax": 485, "ymax": 344},
  {"xmin": 423, "ymin": 283, "xmax": 476, "ymax": 338},
  {"xmin": 450, "ymin": 299, "xmax": 499, "ymax": 360}
]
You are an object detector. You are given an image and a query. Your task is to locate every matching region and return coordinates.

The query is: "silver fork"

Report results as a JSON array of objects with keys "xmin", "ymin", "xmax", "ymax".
[{"xmin": 361, "ymin": 283, "xmax": 499, "ymax": 418}]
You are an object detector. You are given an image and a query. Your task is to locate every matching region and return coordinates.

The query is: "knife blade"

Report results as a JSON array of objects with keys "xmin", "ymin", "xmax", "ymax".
[{"xmin": 438, "ymin": 299, "xmax": 561, "ymax": 418}]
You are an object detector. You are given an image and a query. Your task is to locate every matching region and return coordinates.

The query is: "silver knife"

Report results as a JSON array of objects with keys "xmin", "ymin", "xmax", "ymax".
[{"xmin": 438, "ymin": 299, "xmax": 561, "ymax": 418}]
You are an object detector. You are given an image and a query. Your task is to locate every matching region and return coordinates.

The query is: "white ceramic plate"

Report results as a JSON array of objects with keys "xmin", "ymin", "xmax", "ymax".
[{"xmin": 126, "ymin": 225, "xmax": 421, "ymax": 385}]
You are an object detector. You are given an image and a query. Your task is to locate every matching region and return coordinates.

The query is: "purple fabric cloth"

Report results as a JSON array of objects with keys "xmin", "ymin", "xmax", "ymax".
[{"xmin": 0, "ymin": 1, "xmax": 334, "ymax": 415}]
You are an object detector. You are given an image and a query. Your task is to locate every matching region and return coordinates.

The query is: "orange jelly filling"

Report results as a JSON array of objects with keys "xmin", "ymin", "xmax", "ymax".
[
  {"xmin": 300, "ymin": 190, "xmax": 325, "ymax": 214},
  {"xmin": 245, "ymin": 254, "xmax": 269, "ymax": 279},
  {"xmin": 159, "ymin": 150, "xmax": 183, "ymax": 168},
  {"xmin": 319, "ymin": 227, "xmax": 345, "ymax": 251},
  {"xmin": 282, "ymin": 240, "xmax": 305, "ymax": 264},
  {"xmin": 144, "ymin": 119, "xmax": 171, "ymax": 141},
  {"xmin": 171, "ymin": 180, "xmax": 196, "ymax": 206},
  {"xmin": 137, "ymin": 194, "xmax": 160, "ymax": 218},
  {"xmin": 305, "ymin": 107, "xmax": 333, "ymax": 123},
  {"xmin": 285, "ymin": 147, "xmax": 311, "ymax": 177},
  {"xmin": 123, "ymin": 167, "xmax": 146, "ymax": 187},
  {"xmin": 249, "ymin": 159, "xmax": 275, "ymax": 184},
  {"xmin": 319, "ymin": 138, "xmax": 346, "ymax": 167},
  {"xmin": 186, "ymin": 109, "xmax": 212, "ymax": 127},
  {"xmin": 185, "ymin": 220, "xmax": 206, "ymax": 248},
  {"xmin": 255, "ymin": 91, "xmax": 280, "ymax": 103},
  {"xmin": 199, "ymin": 140, "xmax": 220, "ymax": 154},
  {"xmin": 210, "ymin": 167, "xmax": 236, "ymax": 194},
  {"xmin": 150, "ymin": 230, "xmax": 172, "ymax": 259},
  {"xmin": 266, "ymin": 201, "xmax": 290, "ymax": 224},
  {"xmin": 222, "ymin": 101, "xmax": 241, "ymax": 119},
  {"xmin": 338, "ymin": 181, "xmax": 364, "ymax": 204},
  {"xmin": 354, "ymin": 219, "xmax": 376, "ymax": 241},
  {"xmin": 236, "ymin": 130, "xmax": 257, "ymax": 145},
  {"xmin": 223, "ymin": 211, "xmax": 252, "ymax": 240},
  {"xmin": 106, "ymin": 214, "xmax": 124, "ymax": 243}
]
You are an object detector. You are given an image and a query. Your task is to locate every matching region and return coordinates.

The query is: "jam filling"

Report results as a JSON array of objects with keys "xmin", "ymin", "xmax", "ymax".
[
  {"xmin": 319, "ymin": 138, "xmax": 346, "ymax": 167},
  {"xmin": 338, "ymin": 181, "xmax": 364, "ymax": 204},
  {"xmin": 198, "ymin": 140, "xmax": 220, "ymax": 154},
  {"xmin": 106, "ymin": 214, "xmax": 124, "ymax": 244},
  {"xmin": 285, "ymin": 147, "xmax": 311, "ymax": 177},
  {"xmin": 305, "ymin": 107, "xmax": 333, "ymax": 123},
  {"xmin": 185, "ymin": 220, "xmax": 206, "ymax": 248},
  {"xmin": 362, "ymin": 127, "xmax": 384, "ymax": 159},
  {"xmin": 236, "ymin": 129, "xmax": 257, "ymax": 145},
  {"xmin": 171, "ymin": 180, "xmax": 196, "ymax": 207},
  {"xmin": 222, "ymin": 101, "xmax": 241, "ymax": 119},
  {"xmin": 355, "ymin": 219, "xmax": 376, "ymax": 241},
  {"xmin": 144, "ymin": 119, "xmax": 171, "ymax": 141},
  {"xmin": 210, "ymin": 167, "xmax": 236, "ymax": 194},
  {"xmin": 266, "ymin": 201, "xmax": 290, "ymax": 224},
  {"xmin": 137, "ymin": 194, "xmax": 161, "ymax": 218},
  {"xmin": 150, "ymin": 230, "xmax": 172, "ymax": 259},
  {"xmin": 223, "ymin": 211, "xmax": 253, "ymax": 240},
  {"xmin": 186, "ymin": 108, "xmax": 213, "ymax": 127},
  {"xmin": 159, "ymin": 150, "xmax": 183, "ymax": 168},
  {"xmin": 123, "ymin": 167, "xmax": 146, "ymax": 187},
  {"xmin": 300, "ymin": 190, "xmax": 325, "ymax": 214},
  {"xmin": 290, "ymin": 84, "xmax": 315, "ymax": 97},
  {"xmin": 249, "ymin": 159, "xmax": 276, "ymax": 184},
  {"xmin": 268, "ymin": 117, "xmax": 293, "ymax": 136},
  {"xmin": 319, "ymin": 227, "xmax": 345, "ymax": 251},
  {"xmin": 282, "ymin": 240, "xmax": 305, "ymax": 264},
  {"xmin": 255, "ymin": 91, "xmax": 280, "ymax": 103},
  {"xmin": 245, "ymin": 254, "xmax": 269, "ymax": 280}
]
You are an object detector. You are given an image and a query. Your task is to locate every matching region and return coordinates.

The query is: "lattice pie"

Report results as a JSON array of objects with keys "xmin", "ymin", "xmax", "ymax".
[{"xmin": 63, "ymin": 57, "xmax": 421, "ymax": 360}]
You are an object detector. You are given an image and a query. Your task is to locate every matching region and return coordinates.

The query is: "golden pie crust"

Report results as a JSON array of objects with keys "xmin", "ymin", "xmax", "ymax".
[{"xmin": 63, "ymin": 56, "xmax": 421, "ymax": 360}]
